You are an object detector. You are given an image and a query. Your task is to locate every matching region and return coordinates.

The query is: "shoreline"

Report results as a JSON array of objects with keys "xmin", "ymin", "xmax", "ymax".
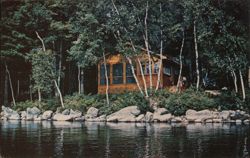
[{"xmin": 1, "ymin": 106, "xmax": 250, "ymax": 125}]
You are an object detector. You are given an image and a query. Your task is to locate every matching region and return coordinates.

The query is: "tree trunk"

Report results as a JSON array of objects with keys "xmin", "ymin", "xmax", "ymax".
[
  {"xmin": 38, "ymin": 88, "xmax": 41, "ymax": 103},
  {"xmin": 78, "ymin": 65, "xmax": 81, "ymax": 94},
  {"xmin": 81, "ymin": 70, "xmax": 84, "ymax": 94},
  {"xmin": 144, "ymin": 1, "xmax": 153, "ymax": 90},
  {"xmin": 126, "ymin": 57, "xmax": 144, "ymax": 95},
  {"xmin": 17, "ymin": 80, "xmax": 20, "ymax": 97},
  {"xmin": 239, "ymin": 70, "xmax": 246, "ymax": 101},
  {"xmin": 54, "ymin": 80, "xmax": 64, "ymax": 108},
  {"xmin": 248, "ymin": 67, "xmax": 250, "ymax": 88},
  {"xmin": 29, "ymin": 76, "xmax": 33, "ymax": 101},
  {"xmin": 155, "ymin": 3, "xmax": 163, "ymax": 91},
  {"xmin": 103, "ymin": 52, "xmax": 110, "ymax": 106},
  {"xmin": 231, "ymin": 70, "xmax": 238, "ymax": 93},
  {"xmin": 3, "ymin": 68, "xmax": 8, "ymax": 106},
  {"xmin": 57, "ymin": 40, "xmax": 63, "ymax": 88},
  {"xmin": 5, "ymin": 64, "xmax": 16, "ymax": 106},
  {"xmin": 138, "ymin": 58, "xmax": 149, "ymax": 97},
  {"xmin": 193, "ymin": 20, "xmax": 200, "ymax": 91},
  {"xmin": 177, "ymin": 30, "xmax": 185, "ymax": 93}
]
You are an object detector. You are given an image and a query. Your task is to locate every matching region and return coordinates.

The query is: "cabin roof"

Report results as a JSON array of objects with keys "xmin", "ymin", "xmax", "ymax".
[{"xmin": 98, "ymin": 51, "xmax": 180, "ymax": 65}]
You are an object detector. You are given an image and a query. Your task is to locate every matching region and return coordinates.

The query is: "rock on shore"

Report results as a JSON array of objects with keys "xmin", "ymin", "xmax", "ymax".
[{"xmin": 1, "ymin": 106, "xmax": 250, "ymax": 124}]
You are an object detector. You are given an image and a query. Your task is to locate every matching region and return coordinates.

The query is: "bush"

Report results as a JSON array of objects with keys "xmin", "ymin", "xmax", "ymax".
[
  {"xmin": 14, "ymin": 99, "xmax": 59, "ymax": 112},
  {"xmin": 64, "ymin": 93, "xmax": 105, "ymax": 113},
  {"xmin": 99, "ymin": 91, "xmax": 151, "ymax": 115},
  {"xmin": 214, "ymin": 90, "xmax": 241, "ymax": 110},
  {"xmin": 164, "ymin": 88, "xmax": 217, "ymax": 116},
  {"xmin": 152, "ymin": 90, "xmax": 171, "ymax": 107},
  {"xmin": 214, "ymin": 89, "xmax": 250, "ymax": 112}
]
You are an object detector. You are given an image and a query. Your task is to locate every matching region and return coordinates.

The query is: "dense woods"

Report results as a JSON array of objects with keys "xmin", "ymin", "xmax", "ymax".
[{"xmin": 0, "ymin": 0, "xmax": 249, "ymax": 109}]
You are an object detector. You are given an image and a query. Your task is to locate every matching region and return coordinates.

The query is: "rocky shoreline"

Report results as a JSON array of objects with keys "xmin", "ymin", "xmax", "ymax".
[{"xmin": 1, "ymin": 106, "xmax": 250, "ymax": 124}]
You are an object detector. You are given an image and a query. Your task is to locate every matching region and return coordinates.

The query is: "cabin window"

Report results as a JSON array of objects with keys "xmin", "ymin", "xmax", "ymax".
[
  {"xmin": 154, "ymin": 62, "xmax": 159, "ymax": 74},
  {"xmin": 126, "ymin": 64, "xmax": 136, "ymax": 83},
  {"xmin": 163, "ymin": 65, "xmax": 171, "ymax": 76},
  {"xmin": 174, "ymin": 68, "xmax": 179, "ymax": 75},
  {"xmin": 113, "ymin": 63, "xmax": 123, "ymax": 84},
  {"xmin": 145, "ymin": 63, "xmax": 150, "ymax": 75},
  {"xmin": 140, "ymin": 63, "xmax": 146, "ymax": 75},
  {"xmin": 100, "ymin": 64, "xmax": 110, "ymax": 85}
]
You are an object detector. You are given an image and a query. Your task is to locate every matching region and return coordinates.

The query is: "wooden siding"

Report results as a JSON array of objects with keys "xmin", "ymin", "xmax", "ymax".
[{"xmin": 98, "ymin": 54, "xmax": 176, "ymax": 94}]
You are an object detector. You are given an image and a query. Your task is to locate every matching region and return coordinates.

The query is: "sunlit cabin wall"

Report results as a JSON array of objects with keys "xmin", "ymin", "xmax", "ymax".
[{"xmin": 97, "ymin": 54, "xmax": 176, "ymax": 94}]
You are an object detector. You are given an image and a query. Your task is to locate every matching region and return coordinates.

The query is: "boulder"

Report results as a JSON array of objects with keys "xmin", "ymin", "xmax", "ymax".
[
  {"xmin": 219, "ymin": 110, "xmax": 231, "ymax": 120},
  {"xmin": 1, "ymin": 106, "xmax": 20, "ymax": 120},
  {"xmin": 136, "ymin": 114, "xmax": 145, "ymax": 122},
  {"xmin": 106, "ymin": 106, "xmax": 140, "ymax": 122},
  {"xmin": 145, "ymin": 112, "xmax": 153, "ymax": 122},
  {"xmin": 205, "ymin": 119, "xmax": 213, "ymax": 123},
  {"xmin": 34, "ymin": 115, "xmax": 42, "ymax": 121},
  {"xmin": 0, "ymin": 111, "xmax": 4, "ymax": 118},
  {"xmin": 86, "ymin": 107, "xmax": 99, "ymax": 119},
  {"xmin": 69, "ymin": 109, "xmax": 82, "ymax": 119},
  {"xmin": 194, "ymin": 119, "xmax": 202, "ymax": 123},
  {"xmin": 243, "ymin": 119, "xmax": 250, "ymax": 124},
  {"xmin": 27, "ymin": 107, "xmax": 41, "ymax": 115},
  {"xmin": 186, "ymin": 109, "xmax": 217, "ymax": 122},
  {"xmin": 42, "ymin": 110, "xmax": 53, "ymax": 120},
  {"xmin": 86, "ymin": 115, "xmax": 106, "ymax": 122},
  {"xmin": 8, "ymin": 111, "xmax": 20, "ymax": 120},
  {"xmin": 2, "ymin": 106, "xmax": 14, "ymax": 118},
  {"xmin": 97, "ymin": 115, "xmax": 106, "ymax": 122},
  {"xmin": 229, "ymin": 110, "xmax": 249, "ymax": 120},
  {"xmin": 153, "ymin": 113, "xmax": 172, "ymax": 122},
  {"xmin": 213, "ymin": 118, "xmax": 222, "ymax": 123},
  {"xmin": 53, "ymin": 113, "xmax": 73, "ymax": 121},
  {"xmin": 74, "ymin": 116, "xmax": 85, "ymax": 121},
  {"xmin": 171, "ymin": 116, "xmax": 182, "ymax": 123},
  {"xmin": 154, "ymin": 108, "xmax": 168, "ymax": 115},
  {"xmin": 62, "ymin": 109, "xmax": 70, "ymax": 115},
  {"xmin": 236, "ymin": 119, "xmax": 242, "ymax": 124},
  {"xmin": 20, "ymin": 111, "xmax": 27, "ymax": 120},
  {"xmin": 26, "ymin": 114, "xmax": 35, "ymax": 121}
]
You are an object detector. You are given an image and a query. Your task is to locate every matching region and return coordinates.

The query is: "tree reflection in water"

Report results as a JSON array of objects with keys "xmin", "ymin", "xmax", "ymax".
[{"xmin": 0, "ymin": 121, "xmax": 249, "ymax": 158}]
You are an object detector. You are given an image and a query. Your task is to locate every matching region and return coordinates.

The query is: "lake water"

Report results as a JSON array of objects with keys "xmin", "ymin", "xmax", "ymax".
[{"xmin": 0, "ymin": 121, "xmax": 249, "ymax": 158}]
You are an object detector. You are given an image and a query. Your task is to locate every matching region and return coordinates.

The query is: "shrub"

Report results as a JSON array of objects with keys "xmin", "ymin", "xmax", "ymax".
[
  {"xmin": 152, "ymin": 89, "xmax": 171, "ymax": 107},
  {"xmin": 64, "ymin": 93, "xmax": 105, "ymax": 113},
  {"xmin": 214, "ymin": 89, "xmax": 250, "ymax": 112},
  {"xmin": 14, "ymin": 99, "xmax": 58, "ymax": 112},
  {"xmin": 99, "ymin": 91, "xmax": 151, "ymax": 115},
  {"xmin": 164, "ymin": 88, "xmax": 217, "ymax": 116}
]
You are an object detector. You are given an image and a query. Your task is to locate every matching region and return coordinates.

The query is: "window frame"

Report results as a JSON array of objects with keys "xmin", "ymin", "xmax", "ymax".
[
  {"xmin": 100, "ymin": 64, "xmax": 110, "ymax": 85},
  {"xmin": 112, "ymin": 63, "xmax": 123, "ymax": 84},
  {"xmin": 126, "ymin": 63, "xmax": 136, "ymax": 84}
]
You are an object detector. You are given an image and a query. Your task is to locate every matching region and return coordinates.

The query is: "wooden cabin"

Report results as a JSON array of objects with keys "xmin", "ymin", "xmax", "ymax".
[{"xmin": 98, "ymin": 52, "xmax": 184, "ymax": 94}]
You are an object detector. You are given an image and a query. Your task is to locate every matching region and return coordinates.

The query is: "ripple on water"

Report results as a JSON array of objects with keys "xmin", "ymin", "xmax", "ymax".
[{"xmin": 0, "ymin": 120, "xmax": 249, "ymax": 158}]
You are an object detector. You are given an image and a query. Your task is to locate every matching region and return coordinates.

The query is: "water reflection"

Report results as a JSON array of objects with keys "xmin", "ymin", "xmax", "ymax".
[{"xmin": 0, "ymin": 121, "xmax": 249, "ymax": 158}]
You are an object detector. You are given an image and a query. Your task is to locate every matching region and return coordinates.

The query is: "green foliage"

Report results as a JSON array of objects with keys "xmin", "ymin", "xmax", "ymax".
[
  {"xmin": 153, "ymin": 90, "xmax": 172, "ymax": 108},
  {"xmin": 14, "ymin": 99, "xmax": 59, "ymax": 112},
  {"xmin": 215, "ymin": 89, "xmax": 250, "ymax": 112},
  {"xmin": 64, "ymin": 92, "xmax": 150, "ymax": 115},
  {"xmin": 110, "ymin": 92, "xmax": 150, "ymax": 114},
  {"xmin": 64, "ymin": 93, "xmax": 104, "ymax": 113},
  {"xmin": 164, "ymin": 88, "xmax": 217, "ymax": 116},
  {"xmin": 27, "ymin": 49, "xmax": 56, "ymax": 96}
]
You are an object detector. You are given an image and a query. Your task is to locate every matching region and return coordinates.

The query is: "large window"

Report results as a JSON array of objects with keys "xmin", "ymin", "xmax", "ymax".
[
  {"xmin": 126, "ymin": 64, "xmax": 136, "ymax": 83},
  {"xmin": 154, "ymin": 62, "xmax": 159, "ymax": 74},
  {"xmin": 113, "ymin": 63, "xmax": 123, "ymax": 84},
  {"xmin": 100, "ymin": 64, "xmax": 110, "ymax": 85},
  {"xmin": 163, "ymin": 65, "xmax": 171, "ymax": 76}
]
